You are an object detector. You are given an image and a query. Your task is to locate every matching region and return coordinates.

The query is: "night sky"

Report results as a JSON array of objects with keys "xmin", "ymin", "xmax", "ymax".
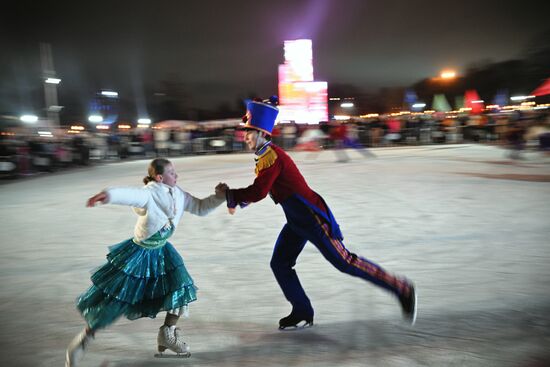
[{"xmin": 1, "ymin": 0, "xmax": 548, "ymax": 114}]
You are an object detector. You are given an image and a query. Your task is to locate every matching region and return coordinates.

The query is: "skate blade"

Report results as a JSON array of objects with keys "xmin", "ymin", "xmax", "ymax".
[
  {"xmin": 279, "ymin": 321, "xmax": 314, "ymax": 331},
  {"xmin": 154, "ymin": 352, "xmax": 191, "ymax": 358}
]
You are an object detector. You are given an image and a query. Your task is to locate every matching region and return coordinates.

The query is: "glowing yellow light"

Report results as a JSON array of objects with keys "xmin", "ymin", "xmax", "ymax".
[
  {"xmin": 118, "ymin": 124, "xmax": 131, "ymax": 129},
  {"xmin": 334, "ymin": 115, "xmax": 351, "ymax": 120},
  {"xmin": 440, "ymin": 70, "xmax": 456, "ymax": 79}
]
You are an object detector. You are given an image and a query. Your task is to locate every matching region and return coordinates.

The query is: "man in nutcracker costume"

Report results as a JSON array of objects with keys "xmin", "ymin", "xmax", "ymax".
[{"xmin": 225, "ymin": 96, "xmax": 417, "ymax": 329}]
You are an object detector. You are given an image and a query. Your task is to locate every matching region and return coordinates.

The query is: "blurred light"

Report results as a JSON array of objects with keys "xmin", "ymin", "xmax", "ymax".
[
  {"xmin": 118, "ymin": 124, "xmax": 131, "ymax": 129},
  {"xmin": 210, "ymin": 139, "xmax": 226, "ymax": 147},
  {"xmin": 360, "ymin": 113, "xmax": 379, "ymax": 118},
  {"xmin": 137, "ymin": 124, "xmax": 150, "ymax": 128},
  {"xmin": 137, "ymin": 118, "xmax": 151, "ymax": 125},
  {"xmin": 510, "ymin": 95, "xmax": 535, "ymax": 101},
  {"xmin": 486, "ymin": 105, "xmax": 500, "ymax": 109},
  {"xmin": 101, "ymin": 91, "xmax": 118, "ymax": 97},
  {"xmin": 70, "ymin": 125, "xmax": 85, "ymax": 131},
  {"xmin": 278, "ymin": 39, "xmax": 327, "ymax": 124},
  {"xmin": 329, "ymin": 97, "xmax": 341, "ymax": 101},
  {"xmin": 284, "ymin": 39, "xmax": 312, "ymax": 60},
  {"xmin": 412, "ymin": 103, "xmax": 426, "ymax": 108},
  {"xmin": 48, "ymin": 105, "xmax": 64, "ymax": 112},
  {"xmin": 96, "ymin": 124, "xmax": 109, "ymax": 130},
  {"xmin": 440, "ymin": 70, "xmax": 456, "ymax": 79},
  {"xmin": 38, "ymin": 131, "xmax": 53, "ymax": 137},
  {"xmin": 472, "ymin": 100, "xmax": 485, "ymax": 103},
  {"xmin": 88, "ymin": 115, "xmax": 103, "ymax": 123},
  {"xmin": 340, "ymin": 102, "xmax": 354, "ymax": 108},
  {"xmin": 334, "ymin": 115, "xmax": 351, "ymax": 120},
  {"xmin": 20, "ymin": 115, "xmax": 38, "ymax": 123},
  {"xmin": 45, "ymin": 78, "xmax": 61, "ymax": 84}
]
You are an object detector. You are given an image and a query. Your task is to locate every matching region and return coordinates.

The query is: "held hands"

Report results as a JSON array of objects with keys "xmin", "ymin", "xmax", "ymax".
[
  {"xmin": 86, "ymin": 191, "xmax": 109, "ymax": 207},
  {"xmin": 224, "ymin": 185, "xmax": 237, "ymax": 215},
  {"xmin": 215, "ymin": 182, "xmax": 229, "ymax": 199}
]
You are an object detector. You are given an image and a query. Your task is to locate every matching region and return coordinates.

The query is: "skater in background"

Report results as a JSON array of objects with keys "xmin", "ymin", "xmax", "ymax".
[
  {"xmin": 293, "ymin": 125, "xmax": 326, "ymax": 160},
  {"xmin": 342, "ymin": 122, "xmax": 377, "ymax": 158},
  {"xmin": 65, "ymin": 158, "xmax": 227, "ymax": 366},
  {"xmin": 224, "ymin": 97, "xmax": 417, "ymax": 330},
  {"xmin": 326, "ymin": 121, "xmax": 376, "ymax": 162},
  {"xmin": 505, "ymin": 121, "xmax": 527, "ymax": 160},
  {"xmin": 329, "ymin": 121, "xmax": 350, "ymax": 162}
]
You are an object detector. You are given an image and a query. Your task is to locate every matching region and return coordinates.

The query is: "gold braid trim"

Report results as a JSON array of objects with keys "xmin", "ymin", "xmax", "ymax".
[{"xmin": 255, "ymin": 147, "xmax": 278, "ymax": 176}]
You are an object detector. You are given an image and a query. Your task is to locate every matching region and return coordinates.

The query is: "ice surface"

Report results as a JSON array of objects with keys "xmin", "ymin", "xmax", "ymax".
[{"xmin": 1, "ymin": 144, "xmax": 549, "ymax": 366}]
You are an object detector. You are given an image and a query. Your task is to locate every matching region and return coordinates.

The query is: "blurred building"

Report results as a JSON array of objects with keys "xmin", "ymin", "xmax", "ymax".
[{"xmin": 277, "ymin": 39, "xmax": 328, "ymax": 124}]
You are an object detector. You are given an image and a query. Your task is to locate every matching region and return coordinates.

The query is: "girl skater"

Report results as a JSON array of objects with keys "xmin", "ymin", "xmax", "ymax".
[{"xmin": 65, "ymin": 158, "xmax": 227, "ymax": 366}]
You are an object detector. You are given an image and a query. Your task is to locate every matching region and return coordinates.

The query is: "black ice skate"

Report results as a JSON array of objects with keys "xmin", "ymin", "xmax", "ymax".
[
  {"xmin": 278, "ymin": 313, "xmax": 314, "ymax": 330},
  {"xmin": 398, "ymin": 283, "xmax": 417, "ymax": 325}
]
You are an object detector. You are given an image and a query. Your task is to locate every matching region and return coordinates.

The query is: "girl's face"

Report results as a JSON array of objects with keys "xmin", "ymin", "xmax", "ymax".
[{"xmin": 158, "ymin": 163, "xmax": 178, "ymax": 187}]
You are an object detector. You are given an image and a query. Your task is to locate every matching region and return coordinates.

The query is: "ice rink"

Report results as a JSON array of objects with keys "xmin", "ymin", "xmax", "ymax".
[{"xmin": 1, "ymin": 144, "xmax": 550, "ymax": 367}]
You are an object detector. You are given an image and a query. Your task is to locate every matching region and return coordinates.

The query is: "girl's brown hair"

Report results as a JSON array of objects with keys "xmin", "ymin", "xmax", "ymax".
[{"xmin": 143, "ymin": 158, "xmax": 172, "ymax": 184}]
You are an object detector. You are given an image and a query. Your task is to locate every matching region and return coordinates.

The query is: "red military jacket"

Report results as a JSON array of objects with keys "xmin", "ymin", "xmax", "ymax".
[{"xmin": 229, "ymin": 142, "xmax": 327, "ymax": 213}]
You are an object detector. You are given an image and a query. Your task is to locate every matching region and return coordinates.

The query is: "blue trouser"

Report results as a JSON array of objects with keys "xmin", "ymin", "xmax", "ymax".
[{"xmin": 270, "ymin": 196, "xmax": 408, "ymax": 316}]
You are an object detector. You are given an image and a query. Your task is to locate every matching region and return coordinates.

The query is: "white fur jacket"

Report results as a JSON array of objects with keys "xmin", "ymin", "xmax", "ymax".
[{"xmin": 105, "ymin": 181, "xmax": 224, "ymax": 243}]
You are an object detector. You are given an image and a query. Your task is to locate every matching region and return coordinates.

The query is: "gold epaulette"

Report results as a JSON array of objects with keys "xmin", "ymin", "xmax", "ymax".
[{"xmin": 255, "ymin": 147, "xmax": 278, "ymax": 175}]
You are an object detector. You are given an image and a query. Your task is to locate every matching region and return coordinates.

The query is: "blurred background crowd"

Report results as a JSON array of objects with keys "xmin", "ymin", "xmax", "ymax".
[{"xmin": 2, "ymin": 107, "xmax": 549, "ymax": 179}]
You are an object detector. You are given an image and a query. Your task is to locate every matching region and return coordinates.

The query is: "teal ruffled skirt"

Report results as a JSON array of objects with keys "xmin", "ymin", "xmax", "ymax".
[{"xmin": 76, "ymin": 237, "xmax": 197, "ymax": 330}]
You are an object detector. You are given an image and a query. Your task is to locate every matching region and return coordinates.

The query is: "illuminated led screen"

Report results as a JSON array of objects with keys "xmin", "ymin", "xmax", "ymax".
[{"xmin": 278, "ymin": 39, "xmax": 328, "ymax": 124}]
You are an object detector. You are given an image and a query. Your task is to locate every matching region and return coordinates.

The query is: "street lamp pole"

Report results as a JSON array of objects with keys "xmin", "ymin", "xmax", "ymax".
[{"xmin": 40, "ymin": 42, "xmax": 60, "ymax": 127}]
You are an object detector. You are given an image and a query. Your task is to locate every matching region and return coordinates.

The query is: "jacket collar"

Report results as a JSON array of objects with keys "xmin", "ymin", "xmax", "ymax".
[
  {"xmin": 146, "ymin": 181, "xmax": 176, "ymax": 219},
  {"xmin": 255, "ymin": 140, "xmax": 272, "ymax": 156},
  {"xmin": 146, "ymin": 181, "xmax": 173, "ymax": 192}
]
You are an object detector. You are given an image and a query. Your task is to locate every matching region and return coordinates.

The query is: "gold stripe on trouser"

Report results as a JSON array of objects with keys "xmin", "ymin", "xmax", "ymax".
[{"xmin": 311, "ymin": 212, "xmax": 409, "ymax": 296}]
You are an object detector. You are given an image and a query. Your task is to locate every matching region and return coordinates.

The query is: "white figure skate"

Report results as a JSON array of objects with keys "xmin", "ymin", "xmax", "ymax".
[
  {"xmin": 154, "ymin": 325, "xmax": 191, "ymax": 358},
  {"xmin": 65, "ymin": 328, "xmax": 93, "ymax": 367}
]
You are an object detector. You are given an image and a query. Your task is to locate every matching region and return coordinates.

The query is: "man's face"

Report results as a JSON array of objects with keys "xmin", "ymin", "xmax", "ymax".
[{"xmin": 244, "ymin": 130, "xmax": 259, "ymax": 150}]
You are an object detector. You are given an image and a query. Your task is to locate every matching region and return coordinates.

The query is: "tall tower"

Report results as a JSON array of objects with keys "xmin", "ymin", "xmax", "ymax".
[
  {"xmin": 40, "ymin": 43, "xmax": 61, "ymax": 127},
  {"xmin": 277, "ymin": 39, "xmax": 328, "ymax": 124}
]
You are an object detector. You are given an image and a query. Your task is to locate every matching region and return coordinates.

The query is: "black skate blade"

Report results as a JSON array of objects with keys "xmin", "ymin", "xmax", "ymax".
[
  {"xmin": 278, "ymin": 321, "xmax": 314, "ymax": 331},
  {"xmin": 154, "ymin": 352, "xmax": 191, "ymax": 358}
]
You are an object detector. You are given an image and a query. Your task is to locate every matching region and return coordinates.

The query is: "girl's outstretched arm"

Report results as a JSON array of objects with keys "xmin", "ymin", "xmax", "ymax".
[
  {"xmin": 181, "ymin": 185, "xmax": 226, "ymax": 216},
  {"xmin": 86, "ymin": 191, "xmax": 109, "ymax": 207}
]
